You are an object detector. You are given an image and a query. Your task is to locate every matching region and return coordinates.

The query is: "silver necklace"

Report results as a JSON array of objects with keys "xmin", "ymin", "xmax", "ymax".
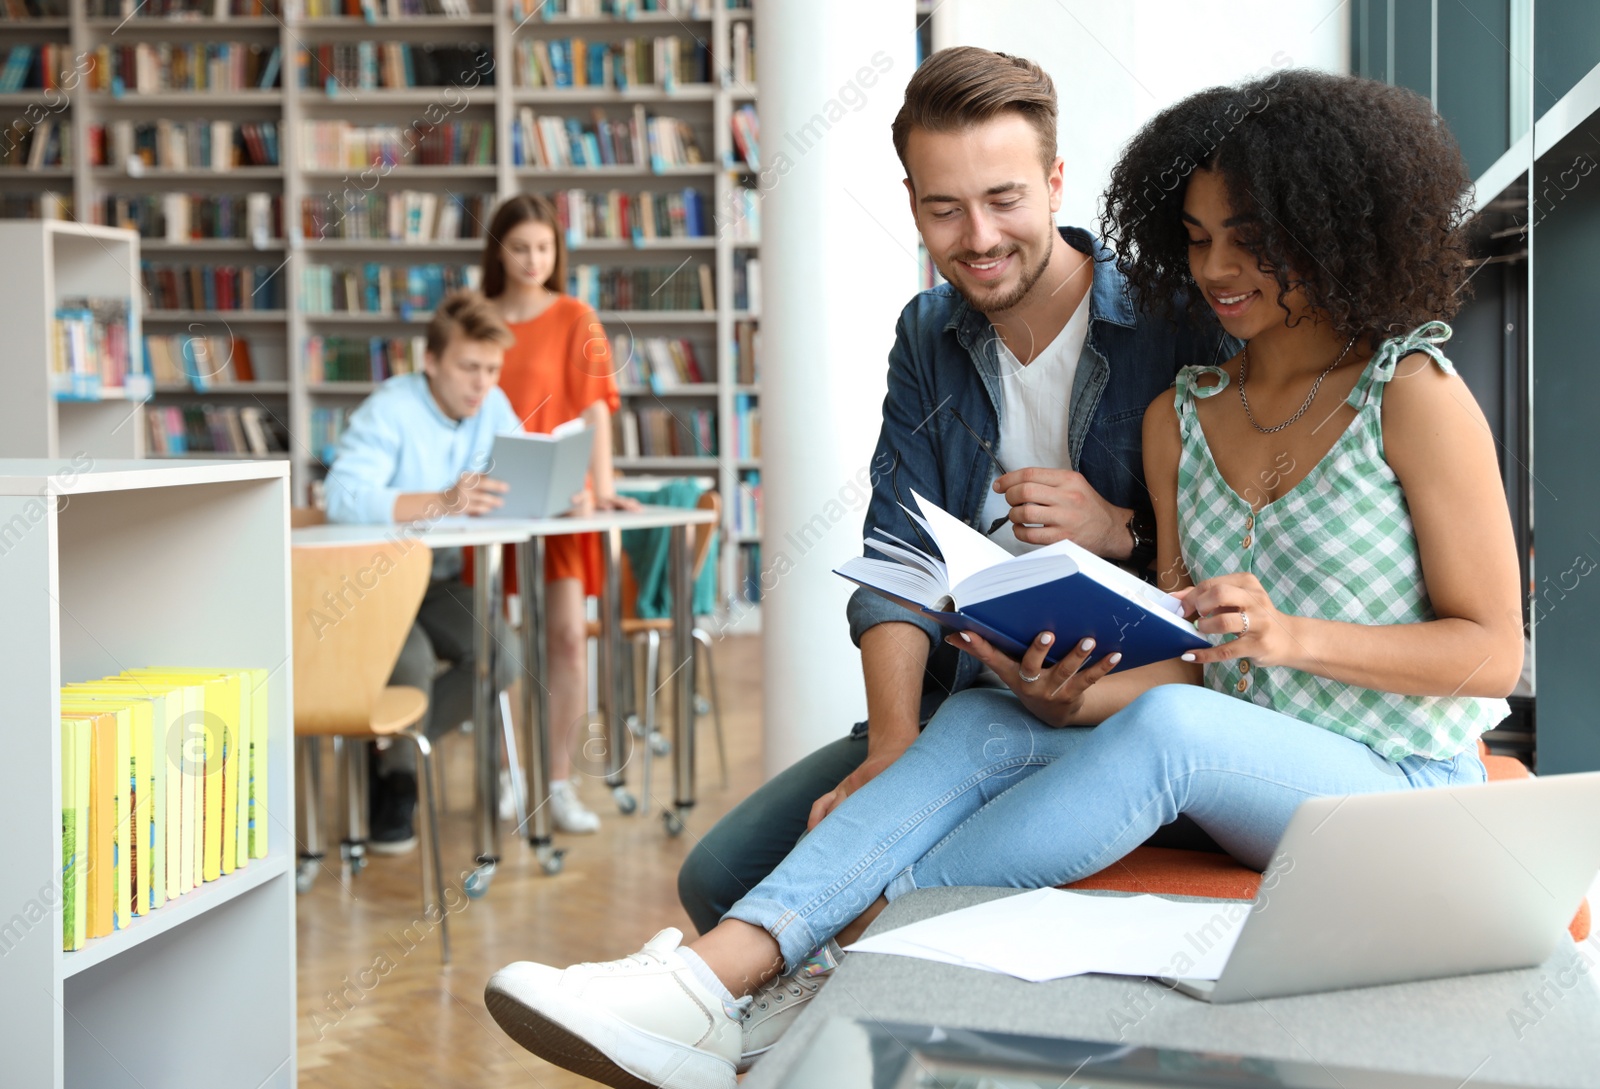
[{"xmin": 1238, "ymin": 334, "xmax": 1359, "ymax": 434}]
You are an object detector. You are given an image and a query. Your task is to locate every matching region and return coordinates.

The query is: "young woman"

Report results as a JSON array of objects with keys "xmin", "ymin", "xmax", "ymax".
[
  {"xmin": 481, "ymin": 194, "xmax": 639, "ymax": 834},
  {"xmin": 483, "ymin": 70, "xmax": 1523, "ymax": 1088}
]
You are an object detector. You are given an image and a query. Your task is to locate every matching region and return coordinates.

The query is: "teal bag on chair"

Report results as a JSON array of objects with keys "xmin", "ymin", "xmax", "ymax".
[{"xmin": 618, "ymin": 478, "xmax": 719, "ymax": 619}]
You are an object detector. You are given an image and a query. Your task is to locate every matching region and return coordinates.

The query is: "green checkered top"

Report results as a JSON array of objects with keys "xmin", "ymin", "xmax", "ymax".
[{"xmin": 1174, "ymin": 321, "xmax": 1509, "ymax": 761}]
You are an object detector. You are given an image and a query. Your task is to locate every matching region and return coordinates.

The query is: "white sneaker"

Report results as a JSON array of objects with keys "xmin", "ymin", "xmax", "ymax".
[
  {"xmin": 484, "ymin": 928, "xmax": 745, "ymax": 1089},
  {"xmin": 737, "ymin": 940, "xmax": 842, "ymax": 1073},
  {"xmin": 549, "ymin": 779, "xmax": 601, "ymax": 834}
]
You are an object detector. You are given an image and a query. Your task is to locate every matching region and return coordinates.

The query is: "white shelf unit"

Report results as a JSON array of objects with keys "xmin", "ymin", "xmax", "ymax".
[
  {"xmin": 0, "ymin": 458, "xmax": 295, "ymax": 1089},
  {"xmin": 4, "ymin": 0, "xmax": 762, "ymax": 608},
  {"xmin": 0, "ymin": 220, "xmax": 146, "ymax": 459}
]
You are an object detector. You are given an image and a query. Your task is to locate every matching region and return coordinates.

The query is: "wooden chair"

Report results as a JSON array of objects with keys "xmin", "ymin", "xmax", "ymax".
[
  {"xmin": 290, "ymin": 505, "xmax": 327, "ymax": 529},
  {"xmin": 587, "ymin": 490, "xmax": 727, "ymax": 807},
  {"xmin": 291, "ymin": 540, "xmax": 453, "ymax": 964}
]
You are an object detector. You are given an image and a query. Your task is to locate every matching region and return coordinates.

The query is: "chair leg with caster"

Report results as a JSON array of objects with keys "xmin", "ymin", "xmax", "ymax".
[
  {"xmin": 336, "ymin": 737, "xmax": 370, "ymax": 879},
  {"xmin": 295, "ymin": 736, "xmax": 325, "ymax": 894}
]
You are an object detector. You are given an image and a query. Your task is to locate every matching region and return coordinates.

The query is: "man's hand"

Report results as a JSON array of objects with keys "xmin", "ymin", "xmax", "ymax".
[
  {"xmin": 993, "ymin": 467, "xmax": 1131, "ymax": 557},
  {"xmin": 807, "ymin": 738, "xmax": 913, "ymax": 830},
  {"xmin": 443, "ymin": 472, "xmax": 508, "ymax": 516}
]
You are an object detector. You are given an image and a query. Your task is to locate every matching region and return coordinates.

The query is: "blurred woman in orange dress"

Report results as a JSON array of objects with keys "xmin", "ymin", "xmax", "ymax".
[{"xmin": 482, "ymin": 193, "xmax": 639, "ymax": 833}]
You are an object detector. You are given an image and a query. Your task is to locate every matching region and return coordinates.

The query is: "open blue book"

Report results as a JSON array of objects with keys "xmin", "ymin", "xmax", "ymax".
[{"xmin": 836, "ymin": 492, "xmax": 1209, "ymax": 672}]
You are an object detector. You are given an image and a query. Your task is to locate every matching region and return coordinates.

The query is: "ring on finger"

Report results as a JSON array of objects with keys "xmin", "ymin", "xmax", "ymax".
[
  {"xmin": 1018, "ymin": 669, "xmax": 1042, "ymax": 684},
  {"xmin": 1239, "ymin": 610, "xmax": 1250, "ymax": 636}
]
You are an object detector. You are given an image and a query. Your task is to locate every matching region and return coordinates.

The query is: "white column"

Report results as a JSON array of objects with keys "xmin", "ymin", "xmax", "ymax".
[{"xmin": 755, "ymin": 0, "xmax": 917, "ymax": 777}]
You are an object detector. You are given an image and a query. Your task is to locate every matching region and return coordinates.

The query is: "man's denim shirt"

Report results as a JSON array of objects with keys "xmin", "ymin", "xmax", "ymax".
[{"xmin": 846, "ymin": 226, "xmax": 1231, "ymax": 733}]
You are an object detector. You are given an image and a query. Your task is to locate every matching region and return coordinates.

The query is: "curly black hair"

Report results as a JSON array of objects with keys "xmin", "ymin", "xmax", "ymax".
[{"xmin": 1099, "ymin": 68, "xmax": 1473, "ymax": 341}]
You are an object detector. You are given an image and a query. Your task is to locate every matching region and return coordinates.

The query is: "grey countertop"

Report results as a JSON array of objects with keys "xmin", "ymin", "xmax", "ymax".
[{"xmin": 744, "ymin": 887, "xmax": 1600, "ymax": 1089}]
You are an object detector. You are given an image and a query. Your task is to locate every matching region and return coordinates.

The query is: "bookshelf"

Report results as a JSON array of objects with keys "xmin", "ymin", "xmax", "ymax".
[
  {"xmin": 1, "ymin": 0, "xmax": 762, "ymax": 609},
  {"xmin": 0, "ymin": 219, "xmax": 146, "ymax": 458},
  {"xmin": 0, "ymin": 0, "xmax": 758, "ymax": 610},
  {"xmin": 0, "ymin": 457, "xmax": 294, "ymax": 1089}
]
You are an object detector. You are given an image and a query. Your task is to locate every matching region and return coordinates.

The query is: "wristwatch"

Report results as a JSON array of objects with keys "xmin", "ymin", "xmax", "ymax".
[{"xmin": 1126, "ymin": 507, "xmax": 1157, "ymax": 570}]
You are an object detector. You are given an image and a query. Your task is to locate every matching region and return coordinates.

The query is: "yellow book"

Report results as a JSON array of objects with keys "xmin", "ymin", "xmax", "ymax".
[
  {"xmin": 63, "ymin": 710, "xmax": 116, "ymax": 940},
  {"xmin": 63, "ymin": 699, "xmax": 134, "ymax": 927},
  {"xmin": 123, "ymin": 670, "xmax": 240, "ymax": 883},
  {"xmin": 167, "ymin": 680, "xmax": 202, "ymax": 894},
  {"xmin": 61, "ymin": 716, "xmax": 90, "ymax": 952},
  {"xmin": 85, "ymin": 676, "xmax": 189, "ymax": 899},
  {"xmin": 111, "ymin": 677, "xmax": 205, "ymax": 895},
  {"xmin": 68, "ymin": 687, "xmax": 165, "ymax": 912},
  {"xmin": 125, "ymin": 672, "xmax": 222, "ymax": 883}
]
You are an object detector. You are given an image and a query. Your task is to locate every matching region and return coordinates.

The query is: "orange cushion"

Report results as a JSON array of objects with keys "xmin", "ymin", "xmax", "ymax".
[
  {"xmin": 1066, "ymin": 846, "xmax": 1264, "ymax": 900},
  {"xmin": 1065, "ymin": 748, "xmax": 1591, "ymax": 943}
]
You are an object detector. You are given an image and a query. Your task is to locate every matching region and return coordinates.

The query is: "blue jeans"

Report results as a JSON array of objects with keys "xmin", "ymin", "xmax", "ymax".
[
  {"xmin": 725, "ymin": 684, "xmax": 1487, "ymax": 972},
  {"xmin": 677, "ymin": 734, "xmax": 869, "ymax": 935}
]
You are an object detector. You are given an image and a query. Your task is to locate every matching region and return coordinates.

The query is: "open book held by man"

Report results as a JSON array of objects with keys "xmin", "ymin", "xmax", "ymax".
[{"xmin": 836, "ymin": 492, "xmax": 1209, "ymax": 671}]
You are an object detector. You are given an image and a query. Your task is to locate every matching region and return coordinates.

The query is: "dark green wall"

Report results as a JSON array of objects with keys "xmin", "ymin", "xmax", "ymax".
[
  {"xmin": 1530, "ymin": 118, "xmax": 1600, "ymax": 774},
  {"xmin": 1536, "ymin": 0, "xmax": 1600, "ymax": 116},
  {"xmin": 1353, "ymin": 0, "xmax": 1514, "ymax": 179},
  {"xmin": 1438, "ymin": 0, "xmax": 1511, "ymax": 178}
]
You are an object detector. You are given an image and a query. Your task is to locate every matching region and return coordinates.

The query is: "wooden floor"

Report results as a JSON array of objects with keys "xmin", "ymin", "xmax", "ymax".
[{"xmin": 296, "ymin": 635, "xmax": 767, "ymax": 1088}]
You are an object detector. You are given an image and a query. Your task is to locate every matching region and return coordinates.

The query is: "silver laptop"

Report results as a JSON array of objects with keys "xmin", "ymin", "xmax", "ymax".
[
  {"xmin": 1177, "ymin": 770, "xmax": 1600, "ymax": 1003},
  {"xmin": 486, "ymin": 424, "xmax": 594, "ymax": 519}
]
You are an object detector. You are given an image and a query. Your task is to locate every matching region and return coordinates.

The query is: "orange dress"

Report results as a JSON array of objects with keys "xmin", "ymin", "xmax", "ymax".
[{"xmin": 498, "ymin": 294, "xmax": 621, "ymax": 597}]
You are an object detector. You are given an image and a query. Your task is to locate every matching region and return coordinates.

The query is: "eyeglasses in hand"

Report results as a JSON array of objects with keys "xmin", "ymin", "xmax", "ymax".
[
  {"xmin": 889, "ymin": 406, "xmax": 1013, "ymax": 544},
  {"xmin": 943, "ymin": 407, "xmax": 1013, "ymax": 537}
]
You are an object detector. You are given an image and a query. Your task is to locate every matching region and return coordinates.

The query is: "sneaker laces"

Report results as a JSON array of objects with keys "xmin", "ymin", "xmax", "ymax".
[
  {"xmin": 743, "ymin": 969, "xmax": 822, "ymax": 1015},
  {"xmin": 743, "ymin": 941, "xmax": 841, "ymax": 1017}
]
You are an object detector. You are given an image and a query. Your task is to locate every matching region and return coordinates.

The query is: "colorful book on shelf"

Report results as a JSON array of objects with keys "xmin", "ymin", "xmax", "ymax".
[
  {"xmin": 60, "ymin": 716, "xmax": 90, "ymax": 952},
  {"xmin": 63, "ymin": 694, "xmax": 154, "ymax": 917},
  {"xmin": 63, "ymin": 709, "xmax": 117, "ymax": 940},
  {"xmin": 259, "ymin": 46, "xmax": 282, "ymax": 91},
  {"xmin": 67, "ymin": 686, "xmax": 172, "ymax": 912},
  {"xmin": 51, "ymin": 298, "xmax": 136, "ymax": 398},
  {"xmin": 146, "ymin": 677, "xmax": 203, "ymax": 896},
  {"xmin": 836, "ymin": 493, "xmax": 1209, "ymax": 672},
  {"xmin": 243, "ymin": 668, "xmax": 268, "ymax": 859},
  {"xmin": 123, "ymin": 668, "xmax": 267, "ymax": 866},
  {"xmin": 122, "ymin": 670, "xmax": 236, "ymax": 880},
  {"xmin": 730, "ymin": 103, "xmax": 759, "ymax": 169},
  {"xmin": 100, "ymin": 673, "xmax": 206, "ymax": 885},
  {"xmin": 60, "ymin": 700, "xmax": 132, "ymax": 930}
]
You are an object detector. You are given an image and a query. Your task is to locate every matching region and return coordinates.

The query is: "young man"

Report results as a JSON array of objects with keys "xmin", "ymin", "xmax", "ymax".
[
  {"xmin": 665, "ymin": 45, "xmax": 1231, "ymax": 1066},
  {"xmin": 323, "ymin": 289, "xmax": 521, "ymax": 853}
]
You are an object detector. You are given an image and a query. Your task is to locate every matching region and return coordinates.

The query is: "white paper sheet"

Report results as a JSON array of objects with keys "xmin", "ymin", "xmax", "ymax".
[{"xmin": 844, "ymin": 889, "xmax": 1250, "ymax": 983}]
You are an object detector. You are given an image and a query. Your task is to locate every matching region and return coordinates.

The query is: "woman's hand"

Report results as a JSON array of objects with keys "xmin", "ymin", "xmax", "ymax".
[
  {"xmin": 1172, "ymin": 573, "xmax": 1300, "ymax": 667},
  {"xmin": 944, "ymin": 629, "xmax": 1122, "ymax": 727},
  {"xmin": 565, "ymin": 488, "xmax": 596, "ymax": 518},
  {"xmin": 595, "ymin": 492, "xmax": 642, "ymax": 512}
]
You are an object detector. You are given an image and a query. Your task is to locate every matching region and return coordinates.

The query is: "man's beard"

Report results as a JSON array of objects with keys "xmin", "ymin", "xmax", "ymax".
[{"xmin": 942, "ymin": 231, "xmax": 1054, "ymax": 315}]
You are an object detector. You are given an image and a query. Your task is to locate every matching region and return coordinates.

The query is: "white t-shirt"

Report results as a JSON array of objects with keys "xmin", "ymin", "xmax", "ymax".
[{"xmin": 979, "ymin": 289, "xmax": 1092, "ymax": 556}]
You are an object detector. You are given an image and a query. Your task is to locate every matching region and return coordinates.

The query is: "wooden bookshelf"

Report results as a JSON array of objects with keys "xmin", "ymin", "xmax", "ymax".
[
  {"xmin": 3, "ymin": 0, "xmax": 761, "ymax": 608},
  {"xmin": 0, "ymin": 457, "xmax": 294, "ymax": 1089}
]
